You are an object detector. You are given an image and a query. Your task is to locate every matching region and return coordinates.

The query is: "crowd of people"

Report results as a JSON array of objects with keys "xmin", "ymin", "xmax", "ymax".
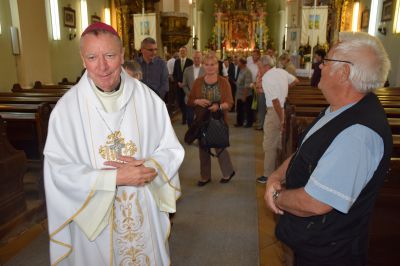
[{"xmin": 43, "ymin": 21, "xmax": 392, "ymax": 266}]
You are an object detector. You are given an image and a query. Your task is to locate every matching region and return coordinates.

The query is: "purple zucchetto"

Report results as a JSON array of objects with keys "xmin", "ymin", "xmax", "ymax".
[{"xmin": 81, "ymin": 22, "xmax": 119, "ymax": 38}]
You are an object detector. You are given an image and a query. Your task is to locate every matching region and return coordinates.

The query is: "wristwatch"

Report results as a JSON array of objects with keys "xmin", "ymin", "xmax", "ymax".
[{"xmin": 272, "ymin": 190, "xmax": 280, "ymax": 201}]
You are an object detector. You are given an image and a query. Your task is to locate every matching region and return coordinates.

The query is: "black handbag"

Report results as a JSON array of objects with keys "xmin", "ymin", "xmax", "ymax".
[{"xmin": 199, "ymin": 110, "xmax": 230, "ymax": 155}]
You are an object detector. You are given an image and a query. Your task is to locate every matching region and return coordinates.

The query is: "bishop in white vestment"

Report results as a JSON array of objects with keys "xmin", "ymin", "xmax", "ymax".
[{"xmin": 44, "ymin": 22, "xmax": 184, "ymax": 266}]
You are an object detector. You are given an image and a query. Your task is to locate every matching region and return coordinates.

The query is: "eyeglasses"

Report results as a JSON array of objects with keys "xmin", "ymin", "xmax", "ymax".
[
  {"xmin": 143, "ymin": 48, "xmax": 158, "ymax": 52},
  {"xmin": 322, "ymin": 58, "xmax": 354, "ymax": 66}
]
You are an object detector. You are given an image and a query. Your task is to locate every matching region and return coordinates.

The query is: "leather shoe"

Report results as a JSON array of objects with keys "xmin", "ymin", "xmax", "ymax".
[
  {"xmin": 234, "ymin": 124, "xmax": 242, "ymax": 127},
  {"xmin": 244, "ymin": 124, "xmax": 253, "ymax": 128},
  {"xmin": 197, "ymin": 179, "xmax": 211, "ymax": 186},
  {"xmin": 220, "ymin": 171, "xmax": 235, "ymax": 183}
]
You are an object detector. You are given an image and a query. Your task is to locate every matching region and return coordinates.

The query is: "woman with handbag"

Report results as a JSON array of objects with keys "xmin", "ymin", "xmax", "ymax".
[{"xmin": 187, "ymin": 53, "xmax": 235, "ymax": 186}]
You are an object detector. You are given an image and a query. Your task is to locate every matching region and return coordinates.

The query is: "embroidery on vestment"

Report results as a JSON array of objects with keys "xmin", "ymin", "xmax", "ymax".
[
  {"xmin": 99, "ymin": 131, "xmax": 137, "ymax": 161},
  {"xmin": 114, "ymin": 190, "xmax": 150, "ymax": 266}
]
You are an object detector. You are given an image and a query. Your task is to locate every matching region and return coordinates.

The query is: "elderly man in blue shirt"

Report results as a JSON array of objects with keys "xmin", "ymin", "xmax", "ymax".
[
  {"xmin": 265, "ymin": 32, "xmax": 392, "ymax": 266},
  {"xmin": 136, "ymin": 37, "xmax": 169, "ymax": 99}
]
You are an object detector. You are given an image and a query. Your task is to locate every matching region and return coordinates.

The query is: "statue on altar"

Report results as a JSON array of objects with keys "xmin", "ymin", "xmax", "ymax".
[
  {"xmin": 211, "ymin": 0, "xmax": 268, "ymax": 57},
  {"xmin": 236, "ymin": 0, "xmax": 247, "ymax": 10}
]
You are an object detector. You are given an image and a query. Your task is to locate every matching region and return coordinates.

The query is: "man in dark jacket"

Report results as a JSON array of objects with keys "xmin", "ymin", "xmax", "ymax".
[
  {"xmin": 310, "ymin": 49, "xmax": 326, "ymax": 87},
  {"xmin": 265, "ymin": 32, "xmax": 392, "ymax": 265},
  {"xmin": 173, "ymin": 46, "xmax": 193, "ymax": 124}
]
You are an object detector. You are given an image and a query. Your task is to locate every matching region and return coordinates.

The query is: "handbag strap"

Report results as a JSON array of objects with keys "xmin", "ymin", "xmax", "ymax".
[{"xmin": 211, "ymin": 108, "xmax": 224, "ymax": 120}]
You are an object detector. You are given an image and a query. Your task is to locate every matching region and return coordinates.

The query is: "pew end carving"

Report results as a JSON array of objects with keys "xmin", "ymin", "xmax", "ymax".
[{"xmin": 0, "ymin": 115, "xmax": 27, "ymax": 233}]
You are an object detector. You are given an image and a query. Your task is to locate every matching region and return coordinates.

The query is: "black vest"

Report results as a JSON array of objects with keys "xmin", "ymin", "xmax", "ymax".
[{"xmin": 276, "ymin": 93, "xmax": 392, "ymax": 261}]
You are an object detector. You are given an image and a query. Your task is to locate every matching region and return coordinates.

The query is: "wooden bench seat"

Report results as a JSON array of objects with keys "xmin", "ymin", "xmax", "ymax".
[
  {"xmin": 0, "ymin": 115, "xmax": 27, "ymax": 230},
  {"xmin": 0, "ymin": 91, "xmax": 65, "ymax": 97},
  {"xmin": 288, "ymin": 93, "xmax": 400, "ymax": 102},
  {"xmin": 291, "ymin": 106, "xmax": 400, "ymax": 119},
  {"xmin": 0, "ymin": 103, "xmax": 51, "ymax": 160},
  {"xmin": 368, "ymin": 156, "xmax": 400, "ymax": 265},
  {"xmin": 33, "ymin": 81, "xmax": 72, "ymax": 90},
  {"xmin": 0, "ymin": 96, "xmax": 60, "ymax": 105},
  {"xmin": 287, "ymin": 98, "xmax": 400, "ymax": 109},
  {"xmin": 11, "ymin": 83, "xmax": 70, "ymax": 93},
  {"xmin": 0, "ymin": 103, "xmax": 42, "ymax": 112},
  {"xmin": 282, "ymin": 110, "xmax": 400, "ymax": 160}
]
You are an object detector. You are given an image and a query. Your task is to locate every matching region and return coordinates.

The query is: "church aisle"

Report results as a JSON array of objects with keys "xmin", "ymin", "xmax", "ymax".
[{"xmin": 170, "ymin": 115, "xmax": 259, "ymax": 265}]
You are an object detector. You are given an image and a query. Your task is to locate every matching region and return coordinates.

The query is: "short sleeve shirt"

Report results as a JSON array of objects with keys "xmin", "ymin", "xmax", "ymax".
[
  {"xmin": 262, "ymin": 67, "xmax": 296, "ymax": 107},
  {"xmin": 302, "ymin": 104, "xmax": 384, "ymax": 213}
]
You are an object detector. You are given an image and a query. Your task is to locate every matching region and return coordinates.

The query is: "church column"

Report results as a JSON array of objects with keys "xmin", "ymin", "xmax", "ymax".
[
  {"xmin": 197, "ymin": 10, "xmax": 204, "ymax": 50},
  {"xmin": 215, "ymin": 10, "xmax": 222, "ymax": 58},
  {"xmin": 121, "ymin": 4, "xmax": 131, "ymax": 59},
  {"xmin": 258, "ymin": 9, "xmax": 266, "ymax": 50},
  {"xmin": 278, "ymin": 8, "xmax": 286, "ymax": 55}
]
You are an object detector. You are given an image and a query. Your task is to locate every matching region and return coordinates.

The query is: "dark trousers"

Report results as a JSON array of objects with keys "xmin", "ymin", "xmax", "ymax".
[
  {"xmin": 236, "ymin": 99, "xmax": 245, "ymax": 126},
  {"xmin": 244, "ymin": 95, "xmax": 254, "ymax": 126},
  {"xmin": 177, "ymin": 86, "xmax": 186, "ymax": 123},
  {"xmin": 166, "ymin": 79, "xmax": 177, "ymax": 115},
  {"xmin": 230, "ymin": 82, "xmax": 237, "ymax": 112},
  {"xmin": 187, "ymin": 106, "xmax": 194, "ymax": 127},
  {"xmin": 199, "ymin": 146, "xmax": 234, "ymax": 180}
]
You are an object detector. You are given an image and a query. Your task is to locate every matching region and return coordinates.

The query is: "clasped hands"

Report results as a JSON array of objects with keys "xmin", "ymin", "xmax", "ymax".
[
  {"xmin": 195, "ymin": 99, "xmax": 220, "ymax": 112},
  {"xmin": 104, "ymin": 156, "xmax": 157, "ymax": 186},
  {"xmin": 264, "ymin": 173, "xmax": 284, "ymax": 215}
]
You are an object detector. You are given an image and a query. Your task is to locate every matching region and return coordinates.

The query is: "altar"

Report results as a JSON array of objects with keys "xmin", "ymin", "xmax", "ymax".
[{"xmin": 210, "ymin": 0, "xmax": 269, "ymax": 57}]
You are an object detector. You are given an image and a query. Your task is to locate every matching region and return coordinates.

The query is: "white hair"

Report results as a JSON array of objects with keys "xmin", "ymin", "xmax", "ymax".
[
  {"xmin": 260, "ymin": 55, "xmax": 275, "ymax": 67},
  {"xmin": 331, "ymin": 32, "xmax": 391, "ymax": 93}
]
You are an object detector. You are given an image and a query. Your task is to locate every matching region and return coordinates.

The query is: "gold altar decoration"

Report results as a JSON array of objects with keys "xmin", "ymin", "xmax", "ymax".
[
  {"xmin": 211, "ymin": 0, "xmax": 269, "ymax": 57},
  {"xmin": 328, "ymin": 0, "xmax": 356, "ymax": 43},
  {"xmin": 160, "ymin": 12, "xmax": 192, "ymax": 54},
  {"xmin": 339, "ymin": 0, "xmax": 356, "ymax": 32},
  {"xmin": 113, "ymin": 0, "xmax": 158, "ymax": 59}
]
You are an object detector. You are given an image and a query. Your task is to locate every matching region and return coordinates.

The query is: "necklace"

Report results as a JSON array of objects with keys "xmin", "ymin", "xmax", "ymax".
[{"xmin": 95, "ymin": 105, "xmax": 128, "ymax": 157}]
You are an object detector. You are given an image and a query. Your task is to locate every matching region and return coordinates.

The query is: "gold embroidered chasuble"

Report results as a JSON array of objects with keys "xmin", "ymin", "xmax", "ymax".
[{"xmin": 44, "ymin": 71, "xmax": 184, "ymax": 265}]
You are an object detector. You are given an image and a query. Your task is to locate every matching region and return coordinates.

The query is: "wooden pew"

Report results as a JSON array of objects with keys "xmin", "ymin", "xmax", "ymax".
[
  {"xmin": 0, "ymin": 96, "xmax": 59, "ymax": 105},
  {"xmin": 296, "ymin": 77, "xmax": 311, "ymax": 86},
  {"xmin": 282, "ymin": 105, "xmax": 400, "ymax": 162},
  {"xmin": 0, "ymin": 103, "xmax": 42, "ymax": 113},
  {"xmin": 368, "ymin": 155, "xmax": 400, "ymax": 265},
  {"xmin": 288, "ymin": 93, "xmax": 400, "ymax": 102},
  {"xmin": 11, "ymin": 83, "xmax": 69, "ymax": 94},
  {"xmin": 33, "ymin": 81, "xmax": 72, "ymax": 90},
  {"xmin": 0, "ymin": 103, "xmax": 51, "ymax": 160},
  {"xmin": 284, "ymin": 113, "xmax": 400, "ymax": 154},
  {"xmin": 287, "ymin": 98, "xmax": 400, "ymax": 109},
  {"xmin": 289, "ymin": 86, "xmax": 400, "ymax": 96},
  {"xmin": 291, "ymin": 106, "xmax": 400, "ymax": 119},
  {"xmin": 58, "ymin": 77, "xmax": 76, "ymax": 85},
  {"xmin": 0, "ymin": 115, "xmax": 27, "ymax": 232},
  {"xmin": 0, "ymin": 91, "xmax": 65, "ymax": 98}
]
